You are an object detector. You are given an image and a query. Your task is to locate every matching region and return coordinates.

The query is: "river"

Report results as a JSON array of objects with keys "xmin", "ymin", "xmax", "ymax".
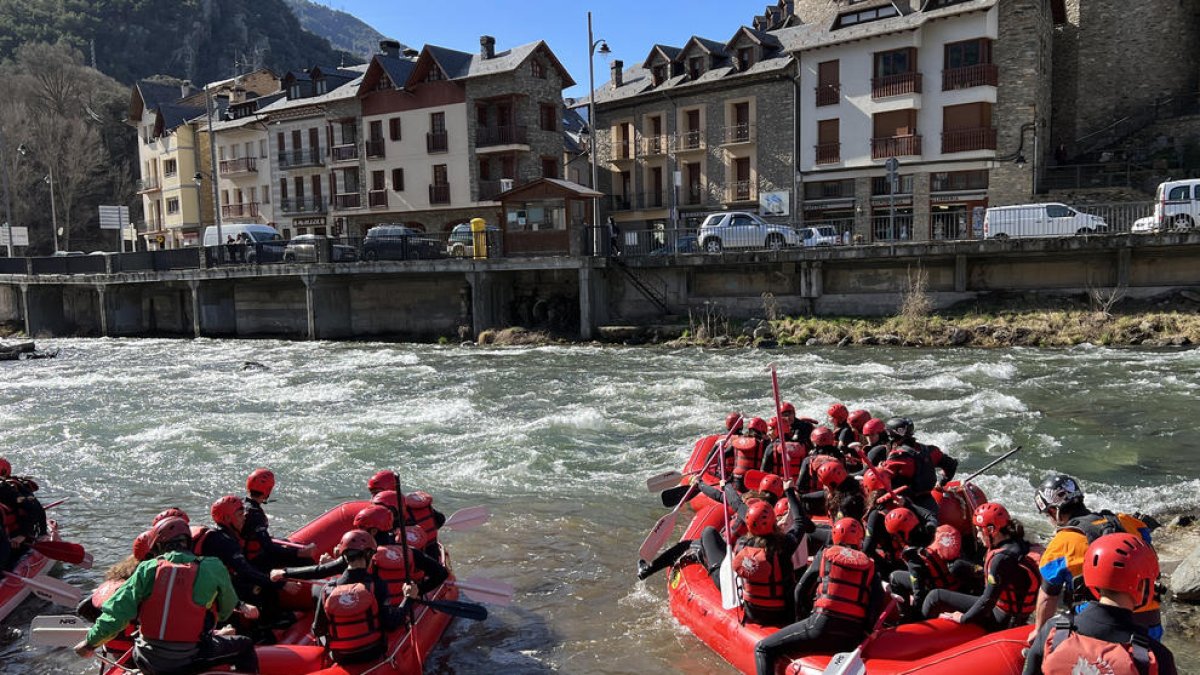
[{"xmin": 1, "ymin": 339, "xmax": 1198, "ymax": 674}]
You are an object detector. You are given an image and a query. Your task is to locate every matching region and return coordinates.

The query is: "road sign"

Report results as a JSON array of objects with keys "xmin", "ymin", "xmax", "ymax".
[
  {"xmin": 98, "ymin": 205, "xmax": 129, "ymax": 231},
  {"xmin": 885, "ymin": 157, "xmax": 900, "ymax": 177},
  {"xmin": 0, "ymin": 226, "xmax": 29, "ymax": 246}
]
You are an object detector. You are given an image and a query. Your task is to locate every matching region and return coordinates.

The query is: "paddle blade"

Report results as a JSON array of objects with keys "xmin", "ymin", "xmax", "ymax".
[
  {"xmin": 823, "ymin": 647, "xmax": 864, "ymax": 675},
  {"xmin": 791, "ymin": 534, "xmax": 808, "ymax": 569},
  {"xmin": 719, "ymin": 553, "xmax": 739, "ymax": 610},
  {"xmin": 453, "ymin": 577, "xmax": 515, "ymax": 606},
  {"xmin": 31, "ymin": 615, "xmax": 91, "ymax": 647},
  {"xmin": 638, "ymin": 511, "xmax": 678, "ymax": 562},
  {"xmin": 417, "ymin": 597, "xmax": 488, "ymax": 621},
  {"xmin": 659, "ymin": 484, "xmax": 692, "ymax": 508},
  {"xmin": 443, "ymin": 506, "xmax": 490, "ymax": 531},
  {"xmin": 4, "ymin": 572, "xmax": 81, "ymax": 607},
  {"xmin": 43, "ymin": 498, "xmax": 69, "ymax": 510},
  {"xmin": 645, "ymin": 470, "xmax": 682, "ymax": 493},
  {"xmin": 33, "ymin": 541, "xmax": 93, "ymax": 569}
]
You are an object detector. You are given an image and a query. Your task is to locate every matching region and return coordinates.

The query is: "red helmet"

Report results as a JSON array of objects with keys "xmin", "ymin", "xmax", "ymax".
[
  {"xmin": 210, "ymin": 495, "xmax": 244, "ymax": 528},
  {"xmin": 747, "ymin": 417, "xmax": 769, "ymax": 435},
  {"xmin": 353, "ymin": 505, "xmax": 393, "ymax": 532},
  {"xmin": 333, "ymin": 529, "xmax": 377, "ymax": 557},
  {"xmin": 862, "ymin": 467, "xmax": 893, "ymax": 493},
  {"xmin": 847, "ymin": 409, "xmax": 870, "ymax": 431},
  {"xmin": 816, "ymin": 460, "xmax": 848, "ymax": 488},
  {"xmin": 973, "ymin": 502, "xmax": 1011, "ymax": 533},
  {"xmin": 132, "ymin": 529, "xmax": 154, "ymax": 561},
  {"xmin": 810, "ymin": 427, "xmax": 834, "ymax": 447},
  {"xmin": 832, "ymin": 517, "xmax": 865, "ymax": 548},
  {"xmin": 367, "ymin": 470, "xmax": 398, "ymax": 494},
  {"xmin": 152, "ymin": 508, "xmax": 190, "ymax": 526},
  {"xmin": 371, "ymin": 489, "xmax": 401, "ymax": 513},
  {"xmin": 758, "ymin": 473, "xmax": 784, "ymax": 499},
  {"xmin": 0, "ymin": 457, "xmax": 10, "ymax": 478},
  {"xmin": 780, "ymin": 401, "xmax": 796, "ymax": 416},
  {"xmin": 927, "ymin": 525, "xmax": 963, "ymax": 561},
  {"xmin": 246, "ymin": 468, "xmax": 275, "ymax": 499},
  {"xmin": 773, "ymin": 499, "xmax": 790, "ymax": 518},
  {"xmin": 725, "ymin": 412, "xmax": 744, "ymax": 433},
  {"xmin": 767, "ymin": 416, "xmax": 779, "ymax": 430},
  {"xmin": 827, "ymin": 403, "xmax": 849, "ymax": 422},
  {"xmin": 884, "ymin": 507, "xmax": 920, "ymax": 539},
  {"xmin": 862, "ymin": 418, "xmax": 885, "ymax": 436},
  {"xmin": 1084, "ymin": 533, "xmax": 1159, "ymax": 609},
  {"xmin": 148, "ymin": 516, "xmax": 191, "ymax": 552},
  {"xmin": 745, "ymin": 501, "xmax": 776, "ymax": 536}
]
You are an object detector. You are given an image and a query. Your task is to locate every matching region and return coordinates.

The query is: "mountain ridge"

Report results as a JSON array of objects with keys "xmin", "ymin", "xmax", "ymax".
[{"xmin": 283, "ymin": 0, "xmax": 402, "ymax": 60}]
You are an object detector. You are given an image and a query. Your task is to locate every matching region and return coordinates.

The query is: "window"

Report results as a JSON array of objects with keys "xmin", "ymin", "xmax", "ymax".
[
  {"xmin": 218, "ymin": 146, "xmax": 225, "ymax": 161},
  {"xmin": 392, "ymin": 168, "xmax": 404, "ymax": 191},
  {"xmin": 261, "ymin": 184, "xmax": 270, "ymax": 204},
  {"xmin": 433, "ymin": 164, "xmax": 448, "ymax": 186},
  {"xmin": 931, "ymin": 170, "xmax": 988, "ymax": 192},
  {"xmin": 244, "ymin": 142, "xmax": 253, "ymax": 159},
  {"xmin": 816, "ymin": 119, "xmax": 840, "ymax": 164},
  {"xmin": 652, "ymin": 64, "xmax": 668, "ymax": 86},
  {"xmin": 1047, "ymin": 204, "xmax": 1073, "ymax": 218},
  {"xmin": 430, "ymin": 112, "xmax": 446, "ymax": 134},
  {"xmin": 541, "ymin": 157, "xmax": 558, "ymax": 179},
  {"xmin": 372, "ymin": 170, "xmax": 386, "ymax": 191},
  {"xmin": 369, "ymin": 120, "xmax": 383, "ymax": 141},
  {"xmin": 276, "ymin": 132, "xmax": 285, "ymax": 155},
  {"xmin": 737, "ymin": 47, "xmax": 755, "ymax": 71},
  {"xmin": 292, "ymin": 130, "xmax": 302, "ymax": 152},
  {"xmin": 220, "ymin": 189, "xmax": 229, "ymax": 205},
  {"xmin": 875, "ymin": 48, "xmax": 916, "ymax": 77},
  {"xmin": 311, "ymin": 175, "xmax": 322, "ymax": 201},
  {"xmin": 294, "ymin": 176, "xmax": 305, "ymax": 198},
  {"xmin": 280, "ymin": 178, "xmax": 288, "ymax": 200},
  {"xmin": 163, "ymin": 159, "xmax": 177, "ymax": 176},
  {"xmin": 389, "ymin": 117, "xmax": 401, "ymax": 141},
  {"xmin": 248, "ymin": 187, "xmax": 256, "ymax": 203},
  {"xmin": 166, "ymin": 197, "xmax": 179, "ymax": 214},
  {"xmin": 425, "ymin": 65, "xmax": 445, "ymax": 82},
  {"xmin": 834, "ymin": 4, "xmax": 898, "ymax": 28},
  {"xmin": 479, "ymin": 158, "xmax": 491, "ymax": 181},
  {"xmin": 259, "ymin": 140, "xmax": 267, "ymax": 158},
  {"xmin": 309, "ymin": 128, "xmax": 320, "ymax": 154},
  {"xmin": 531, "ymin": 60, "xmax": 545, "ymax": 78},
  {"xmin": 289, "ymin": 85, "xmax": 302, "ymax": 99},
  {"xmin": 373, "ymin": 74, "xmax": 394, "ymax": 92},
  {"xmin": 539, "ymin": 103, "xmax": 557, "ymax": 132},
  {"xmin": 688, "ymin": 56, "xmax": 705, "ymax": 80},
  {"xmin": 817, "ymin": 60, "xmax": 840, "ymax": 106},
  {"xmin": 1169, "ymin": 185, "xmax": 1190, "ymax": 200},
  {"xmin": 945, "ymin": 39, "xmax": 992, "ymax": 69},
  {"xmin": 873, "ymin": 109, "xmax": 917, "ymax": 137}
]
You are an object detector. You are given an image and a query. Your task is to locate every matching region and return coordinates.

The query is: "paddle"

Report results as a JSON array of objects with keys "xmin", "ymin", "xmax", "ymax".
[
  {"xmin": 30, "ymin": 614, "xmax": 90, "ymax": 647},
  {"xmin": 659, "ymin": 434, "xmax": 736, "ymax": 508},
  {"xmin": 823, "ymin": 597, "xmax": 899, "ymax": 675},
  {"xmin": 43, "ymin": 497, "xmax": 69, "ymax": 510},
  {"xmin": 450, "ymin": 577, "xmax": 515, "ymax": 606},
  {"xmin": 962, "ymin": 445, "xmax": 1023, "ymax": 484},
  {"xmin": 33, "ymin": 541, "xmax": 93, "ymax": 569},
  {"xmin": 659, "ymin": 483, "xmax": 693, "ymax": 508},
  {"xmin": 414, "ymin": 596, "xmax": 488, "ymax": 622},
  {"xmin": 645, "ymin": 470, "xmax": 683, "ymax": 493},
  {"xmin": 442, "ymin": 506, "xmax": 490, "ymax": 532},
  {"xmin": 718, "ymin": 416, "xmax": 741, "ymax": 611},
  {"xmin": 640, "ymin": 421, "xmax": 742, "ymax": 562},
  {"xmin": 768, "ymin": 363, "xmax": 792, "ymax": 482},
  {"xmin": 3, "ymin": 571, "xmax": 81, "ymax": 606}
]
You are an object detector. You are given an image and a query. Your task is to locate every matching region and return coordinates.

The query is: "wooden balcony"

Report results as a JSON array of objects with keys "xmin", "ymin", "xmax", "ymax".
[
  {"xmin": 475, "ymin": 125, "xmax": 527, "ymax": 148},
  {"xmin": 333, "ymin": 193, "xmax": 362, "ymax": 209},
  {"xmin": 368, "ymin": 190, "xmax": 388, "ymax": 208},
  {"xmin": 426, "ymin": 131, "xmax": 449, "ymax": 153},
  {"xmin": 942, "ymin": 64, "xmax": 999, "ymax": 91},
  {"xmin": 220, "ymin": 203, "xmax": 259, "ymax": 218},
  {"xmin": 331, "ymin": 144, "xmax": 359, "ymax": 162},
  {"xmin": 815, "ymin": 142, "xmax": 841, "ymax": 165},
  {"xmin": 365, "ymin": 139, "xmax": 386, "ymax": 158},
  {"xmin": 871, "ymin": 72, "xmax": 922, "ymax": 99},
  {"xmin": 218, "ymin": 157, "xmax": 257, "ymax": 175},
  {"xmin": 941, "ymin": 127, "xmax": 997, "ymax": 153},
  {"xmin": 871, "ymin": 134, "xmax": 922, "ymax": 159},
  {"xmin": 815, "ymin": 84, "xmax": 840, "ymax": 107},
  {"xmin": 429, "ymin": 184, "xmax": 451, "ymax": 204}
]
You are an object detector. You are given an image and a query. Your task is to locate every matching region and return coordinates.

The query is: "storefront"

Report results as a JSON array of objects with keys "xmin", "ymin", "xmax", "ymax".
[{"xmin": 929, "ymin": 169, "xmax": 989, "ymax": 240}]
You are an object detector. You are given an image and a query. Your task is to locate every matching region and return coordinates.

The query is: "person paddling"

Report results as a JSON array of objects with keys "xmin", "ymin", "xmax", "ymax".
[
  {"xmin": 313, "ymin": 530, "xmax": 409, "ymax": 665},
  {"xmin": 732, "ymin": 418, "xmax": 770, "ymax": 492},
  {"xmin": 731, "ymin": 498, "xmax": 807, "ymax": 627},
  {"xmin": 241, "ymin": 468, "xmax": 316, "ymax": 570},
  {"xmin": 0, "ymin": 456, "xmax": 47, "ymax": 570},
  {"xmin": 75, "ymin": 530, "xmax": 152, "ymax": 657}
]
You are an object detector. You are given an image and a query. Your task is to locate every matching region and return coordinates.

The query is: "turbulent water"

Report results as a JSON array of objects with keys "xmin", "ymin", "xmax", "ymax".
[{"xmin": 1, "ymin": 340, "xmax": 1199, "ymax": 674}]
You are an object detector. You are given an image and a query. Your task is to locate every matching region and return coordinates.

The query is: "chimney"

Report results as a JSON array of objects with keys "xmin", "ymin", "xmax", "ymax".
[
  {"xmin": 611, "ymin": 60, "xmax": 624, "ymax": 88},
  {"xmin": 380, "ymin": 40, "xmax": 401, "ymax": 57},
  {"xmin": 402, "ymin": 48, "xmax": 419, "ymax": 58},
  {"xmin": 180, "ymin": 82, "xmax": 193, "ymax": 99},
  {"xmin": 480, "ymin": 35, "xmax": 496, "ymax": 59}
]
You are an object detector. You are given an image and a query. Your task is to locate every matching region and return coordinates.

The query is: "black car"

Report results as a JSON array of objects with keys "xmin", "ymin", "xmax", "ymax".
[{"xmin": 361, "ymin": 225, "xmax": 441, "ymax": 261}]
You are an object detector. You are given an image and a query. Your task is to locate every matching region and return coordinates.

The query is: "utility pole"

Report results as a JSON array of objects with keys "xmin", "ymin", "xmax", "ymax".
[
  {"xmin": 204, "ymin": 82, "xmax": 223, "ymax": 259},
  {"xmin": 0, "ymin": 125, "xmax": 12, "ymax": 257},
  {"xmin": 48, "ymin": 166, "xmax": 57, "ymax": 252}
]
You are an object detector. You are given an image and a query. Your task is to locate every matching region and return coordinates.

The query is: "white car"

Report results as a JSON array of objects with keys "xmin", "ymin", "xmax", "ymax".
[
  {"xmin": 798, "ymin": 225, "xmax": 841, "ymax": 247},
  {"xmin": 983, "ymin": 203, "xmax": 1107, "ymax": 238},
  {"xmin": 1131, "ymin": 216, "xmax": 1159, "ymax": 234},
  {"xmin": 1154, "ymin": 178, "xmax": 1200, "ymax": 230},
  {"xmin": 697, "ymin": 212, "xmax": 803, "ymax": 252}
]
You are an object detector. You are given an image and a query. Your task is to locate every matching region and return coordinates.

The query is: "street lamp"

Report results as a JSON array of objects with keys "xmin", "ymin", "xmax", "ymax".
[
  {"xmin": 0, "ymin": 126, "xmax": 13, "ymax": 257},
  {"xmin": 17, "ymin": 144, "xmax": 58, "ymax": 253},
  {"xmin": 587, "ymin": 11, "xmax": 610, "ymax": 255}
]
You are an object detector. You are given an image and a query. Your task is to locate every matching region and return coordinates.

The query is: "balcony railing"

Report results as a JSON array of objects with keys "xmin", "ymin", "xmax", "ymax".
[
  {"xmin": 815, "ymin": 142, "xmax": 841, "ymax": 164},
  {"xmin": 278, "ymin": 198, "xmax": 327, "ymax": 214},
  {"xmin": 726, "ymin": 181, "xmax": 754, "ymax": 202},
  {"xmin": 722, "ymin": 123, "xmax": 755, "ymax": 145},
  {"xmin": 429, "ymin": 184, "xmax": 451, "ymax": 204},
  {"xmin": 643, "ymin": 135, "xmax": 669, "ymax": 156},
  {"xmin": 676, "ymin": 130, "xmax": 705, "ymax": 152},
  {"xmin": 872, "ymin": 134, "xmax": 923, "ymax": 159},
  {"xmin": 942, "ymin": 63, "xmax": 999, "ymax": 91},
  {"xmin": 218, "ymin": 157, "xmax": 257, "ymax": 175},
  {"xmin": 331, "ymin": 143, "xmax": 359, "ymax": 162},
  {"xmin": 609, "ymin": 195, "xmax": 632, "ymax": 211},
  {"xmin": 478, "ymin": 180, "xmax": 515, "ymax": 201},
  {"xmin": 278, "ymin": 148, "xmax": 324, "ymax": 169},
  {"xmin": 614, "ymin": 139, "xmax": 633, "ymax": 160},
  {"xmin": 368, "ymin": 190, "xmax": 389, "ymax": 208},
  {"xmin": 475, "ymin": 125, "xmax": 527, "ymax": 147},
  {"xmin": 816, "ymin": 84, "xmax": 840, "ymax": 107},
  {"xmin": 220, "ymin": 202, "xmax": 259, "ymax": 218},
  {"xmin": 138, "ymin": 177, "xmax": 160, "ymax": 193},
  {"xmin": 941, "ymin": 127, "xmax": 997, "ymax": 153},
  {"xmin": 872, "ymin": 72, "xmax": 922, "ymax": 98},
  {"xmin": 365, "ymin": 139, "xmax": 386, "ymax": 158},
  {"xmin": 681, "ymin": 187, "xmax": 707, "ymax": 206},
  {"xmin": 333, "ymin": 193, "xmax": 362, "ymax": 209},
  {"xmin": 639, "ymin": 190, "xmax": 668, "ymax": 209},
  {"xmin": 426, "ymin": 131, "xmax": 449, "ymax": 153}
]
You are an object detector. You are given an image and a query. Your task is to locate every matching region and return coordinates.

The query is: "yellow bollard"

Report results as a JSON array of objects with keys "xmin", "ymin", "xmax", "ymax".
[{"xmin": 470, "ymin": 217, "xmax": 488, "ymax": 259}]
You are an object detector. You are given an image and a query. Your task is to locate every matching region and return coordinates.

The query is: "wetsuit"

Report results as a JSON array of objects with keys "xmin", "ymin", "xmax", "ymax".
[
  {"xmin": 1022, "ymin": 603, "xmax": 1177, "ymax": 675},
  {"xmin": 922, "ymin": 539, "xmax": 1039, "ymax": 630},
  {"xmin": 0, "ymin": 476, "xmax": 45, "ymax": 569},
  {"xmin": 241, "ymin": 498, "xmax": 311, "ymax": 571},
  {"xmin": 193, "ymin": 525, "xmax": 284, "ymax": 620},
  {"xmin": 283, "ymin": 549, "xmax": 447, "ymax": 596},
  {"xmin": 889, "ymin": 547, "xmax": 981, "ymax": 618}
]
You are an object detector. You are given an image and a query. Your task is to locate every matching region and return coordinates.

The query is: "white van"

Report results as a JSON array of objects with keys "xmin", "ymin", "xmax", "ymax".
[
  {"xmin": 1153, "ymin": 178, "xmax": 1200, "ymax": 230},
  {"xmin": 983, "ymin": 203, "xmax": 1107, "ymax": 239},
  {"xmin": 201, "ymin": 223, "xmax": 282, "ymax": 247}
]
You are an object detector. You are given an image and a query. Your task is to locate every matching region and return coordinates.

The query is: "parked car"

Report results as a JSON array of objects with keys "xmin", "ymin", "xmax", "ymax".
[
  {"xmin": 446, "ymin": 222, "xmax": 500, "ymax": 257},
  {"xmin": 696, "ymin": 212, "xmax": 803, "ymax": 252},
  {"xmin": 361, "ymin": 225, "xmax": 441, "ymax": 261},
  {"xmin": 798, "ymin": 225, "xmax": 841, "ymax": 247},
  {"xmin": 649, "ymin": 234, "xmax": 700, "ymax": 256},
  {"xmin": 201, "ymin": 223, "xmax": 281, "ymax": 247},
  {"xmin": 983, "ymin": 203, "xmax": 1107, "ymax": 238},
  {"xmin": 202, "ymin": 223, "xmax": 286, "ymax": 263},
  {"xmin": 282, "ymin": 234, "xmax": 358, "ymax": 263},
  {"xmin": 1131, "ymin": 216, "xmax": 1159, "ymax": 234},
  {"xmin": 1153, "ymin": 178, "xmax": 1200, "ymax": 230}
]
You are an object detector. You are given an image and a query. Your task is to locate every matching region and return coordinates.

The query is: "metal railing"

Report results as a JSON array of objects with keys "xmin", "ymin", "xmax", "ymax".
[
  {"xmin": 609, "ymin": 194, "xmax": 633, "ymax": 211},
  {"xmin": 476, "ymin": 125, "xmax": 526, "ymax": 147},
  {"xmin": 722, "ymin": 123, "xmax": 755, "ymax": 145},
  {"xmin": 726, "ymin": 181, "xmax": 754, "ymax": 202},
  {"xmin": 1041, "ymin": 162, "xmax": 1142, "ymax": 191},
  {"xmin": 816, "ymin": 84, "xmax": 840, "ymax": 107},
  {"xmin": 676, "ymin": 130, "xmax": 705, "ymax": 152},
  {"xmin": 815, "ymin": 142, "xmax": 841, "ymax": 164},
  {"xmin": 429, "ymin": 184, "xmax": 451, "ymax": 204},
  {"xmin": 942, "ymin": 64, "xmax": 999, "ymax": 91},
  {"xmin": 638, "ymin": 190, "xmax": 668, "ymax": 209},
  {"xmin": 220, "ymin": 203, "xmax": 260, "ymax": 218},
  {"xmin": 331, "ymin": 143, "xmax": 359, "ymax": 162},
  {"xmin": 219, "ymin": 157, "xmax": 257, "ymax": 174},
  {"xmin": 333, "ymin": 193, "xmax": 362, "ymax": 209},
  {"xmin": 872, "ymin": 135, "xmax": 922, "ymax": 159},
  {"xmin": 368, "ymin": 190, "xmax": 389, "ymax": 208},
  {"xmin": 278, "ymin": 148, "xmax": 324, "ymax": 169},
  {"xmin": 872, "ymin": 72, "xmax": 922, "ymax": 98},
  {"xmin": 426, "ymin": 131, "xmax": 449, "ymax": 153},
  {"xmin": 643, "ymin": 135, "xmax": 669, "ymax": 156},
  {"xmin": 279, "ymin": 198, "xmax": 327, "ymax": 214},
  {"xmin": 942, "ymin": 127, "xmax": 997, "ymax": 153},
  {"xmin": 365, "ymin": 139, "xmax": 386, "ymax": 158}
]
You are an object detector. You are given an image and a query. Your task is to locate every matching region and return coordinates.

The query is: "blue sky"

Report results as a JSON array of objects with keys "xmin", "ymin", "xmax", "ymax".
[{"xmin": 314, "ymin": 1, "xmax": 766, "ymax": 97}]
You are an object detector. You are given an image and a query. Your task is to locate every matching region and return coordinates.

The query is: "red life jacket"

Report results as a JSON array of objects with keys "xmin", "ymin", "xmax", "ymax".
[
  {"xmin": 92, "ymin": 579, "xmax": 136, "ymax": 654},
  {"xmin": 0, "ymin": 502, "xmax": 16, "ymax": 536},
  {"xmin": 372, "ymin": 545, "xmax": 425, "ymax": 606},
  {"xmin": 732, "ymin": 541, "xmax": 788, "ymax": 612},
  {"xmin": 398, "ymin": 525, "xmax": 428, "ymax": 551},
  {"xmin": 765, "ymin": 441, "xmax": 805, "ymax": 479},
  {"xmin": 404, "ymin": 492, "xmax": 438, "ymax": 544},
  {"xmin": 918, "ymin": 548, "xmax": 957, "ymax": 592},
  {"xmin": 732, "ymin": 436, "xmax": 766, "ymax": 479},
  {"xmin": 813, "ymin": 546, "xmax": 874, "ymax": 621},
  {"xmin": 1043, "ymin": 619, "xmax": 1158, "ymax": 675},
  {"xmin": 322, "ymin": 582, "xmax": 382, "ymax": 655},
  {"xmin": 984, "ymin": 548, "xmax": 1040, "ymax": 618},
  {"xmin": 137, "ymin": 559, "xmax": 209, "ymax": 643}
]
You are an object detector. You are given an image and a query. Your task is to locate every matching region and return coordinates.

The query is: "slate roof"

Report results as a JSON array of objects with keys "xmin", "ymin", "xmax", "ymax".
[
  {"xmin": 410, "ymin": 41, "xmax": 575, "ymax": 87},
  {"xmin": 377, "ymin": 55, "xmax": 417, "ymax": 87},
  {"xmin": 155, "ymin": 103, "xmax": 205, "ymax": 133},
  {"xmin": 256, "ymin": 66, "xmax": 368, "ymax": 117},
  {"xmin": 772, "ymin": 0, "xmax": 995, "ymax": 52}
]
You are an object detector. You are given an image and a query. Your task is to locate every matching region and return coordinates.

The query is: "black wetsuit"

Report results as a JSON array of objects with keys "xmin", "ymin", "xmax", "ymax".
[
  {"xmin": 283, "ymin": 549, "xmax": 447, "ymax": 596},
  {"xmin": 1022, "ymin": 603, "xmax": 1177, "ymax": 675},
  {"xmin": 922, "ymin": 539, "xmax": 1036, "ymax": 630},
  {"xmin": 196, "ymin": 525, "xmax": 284, "ymax": 612},
  {"xmin": 241, "ymin": 498, "xmax": 311, "ymax": 571}
]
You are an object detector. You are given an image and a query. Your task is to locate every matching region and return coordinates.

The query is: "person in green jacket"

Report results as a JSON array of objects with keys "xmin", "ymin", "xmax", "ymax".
[{"xmin": 73, "ymin": 516, "xmax": 259, "ymax": 674}]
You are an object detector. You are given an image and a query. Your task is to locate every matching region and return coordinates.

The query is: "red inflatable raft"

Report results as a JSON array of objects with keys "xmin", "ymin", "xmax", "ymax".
[
  {"xmin": 101, "ymin": 501, "xmax": 458, "ymax": 675},
  {"xmin": 0, "ymin": 544, "xmax": 57, "ymax": 622}
]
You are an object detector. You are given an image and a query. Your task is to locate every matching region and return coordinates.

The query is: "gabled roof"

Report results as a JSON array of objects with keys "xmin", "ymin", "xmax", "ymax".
[
  {"xmin": 357, "ymin": 53, "xmax": 418, "ymax": 95},
  {"xmin": 152, "ymin": 103, "xmax": 204, "ymax": 136},
  {"xmin": 729, "ymin": 26, "xmax": 783, "ymax": 52},
  {"xmin": 425, "ymin": 45, "xmax": 475, "ymax": 79},
  {"xmin": 404, "ymin": 40, "xmax": 574, "ymax": 88},
  {"xmin": 641, "ymin": 44, "xmax": 681, "ymax": 69},
  {"xmin": 774, "ymin": 0, "xmax": 995, "ymax": 53},
  {"xmin": 685, "ymin": 36, "xmax": 730, "ymax": 59},
  {"xmin": 129, "ymin": 80, "xmax": 189, "ymax": 123},
  {"xmin": 495, "ymin": 177, "xmax": 601, "ymax": 202}
]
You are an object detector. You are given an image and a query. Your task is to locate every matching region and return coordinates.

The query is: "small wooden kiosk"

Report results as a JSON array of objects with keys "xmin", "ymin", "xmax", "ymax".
[{"xmin": 495, "ymin": 178, "xmax": 601, "ymax": 256}]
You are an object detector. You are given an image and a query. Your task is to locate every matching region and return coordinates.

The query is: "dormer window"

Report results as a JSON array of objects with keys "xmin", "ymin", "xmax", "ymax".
[
  {"xmin": 289, "ymin": 84, "xmax": 302, "ymax": 99},
  {"xmin": 834, "ymin": 4, "xmax": 898, "ymax": 29},
  {"xmin": 315, "ymin": 79, "xmax": 328, "ymax": 95},
  {"xmin": 373, "ymin": 74, "xmax": 394, "ymax": 92},
  {"xmin": 425, "ymin": 66, "xmax": 445, "ymax": 82},
  {"xmin": 652, "ymin": 64, "xmax": 668, "ymax": 86},
  {"xmin": 688, "ymin": 56, "xmax": 705, "ymax": 80},
  {"xmin": 737, "ymin": 47, "xmax": 756, "ymax": 71}
]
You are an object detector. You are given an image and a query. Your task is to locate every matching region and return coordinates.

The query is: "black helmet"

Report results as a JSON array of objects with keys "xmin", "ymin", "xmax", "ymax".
[
  {"xmin": 885, "ymin": 417, "xmax": 912, "ymax": 439},
  {"xmin": 1035, "ymin": 474, "xmax": 1084, "ymax": 513}
]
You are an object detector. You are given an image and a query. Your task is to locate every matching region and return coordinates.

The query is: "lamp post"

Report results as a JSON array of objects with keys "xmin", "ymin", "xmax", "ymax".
[
  {"xmin": 203, "ymin": 81, "xmax": 224, "ymax": 259},
  {"xmin": 586, "ymin": 11, "xmax": 610, "ymax": 256},
  {"xmin": 17, "ymin": 144, "xmax": 58, "ymax": 253}
]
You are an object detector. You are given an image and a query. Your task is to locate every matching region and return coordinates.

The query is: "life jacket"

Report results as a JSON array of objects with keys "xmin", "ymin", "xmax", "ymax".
[
  {"xmin": 764, "ymin": 441, "xmax": 806, "ymax": 479},
  {"xmin": 813, "ymin": 545, "xmax": 874, "ymax": 621},
  {"xmin": 804, "ymin": 454, "xmax": 840, "ymax": 493},
  {"xmin": 399, "ymin": 525, "xmax": 428, "ymax": 551},
  {"xmin": 190, "ymin": 525, "xmax": 212, "ymax": 556},
  {"xmin": 915, "ymin": 548, "xmax": 957, "ymax": 592},
  {"xmin": 404, "ymin": 492, "xmax": 438, "ymax": 544},
  {"xmin": 884, "ymin": 445, "xmax": 921, "ymax": 482},
  {"xmin": 1065, "ymin": 510, "xmax": 1127, "ymax": 544},
  {"xmin": 322, "ymin": 581, "xmax": 382, "ymax": 655},
  {"xmin": 732, "ymin": 541, "xmax": 788, "ymax": 612},
  {"xmin": 1043, "ymin": 618, "xmax": 1158, "ymax": 675},
  {"xmin": 0, "ymin": 502, "xmax": 16, "ymax": 536},
  {"xmin": 732, "ymin": 436, "xmax": 766, "ymax": 479},
  {"xmin": 372, "ymin": 546, "xmax": 425, "ymax": 606},
  {"xmin": 92, "ymin": 579, "xmax": 136, "ymax": 653},
  {"xmin": 984, "ymin": 547, "xmax": 1040, "ymax": 620},
  {"xmin": 137, "ymin": 559, "xmax": 209, "ymax": 643},
  {"xmin": 241, "ymin": 499, "xmax": 265, "ymax": 562}
]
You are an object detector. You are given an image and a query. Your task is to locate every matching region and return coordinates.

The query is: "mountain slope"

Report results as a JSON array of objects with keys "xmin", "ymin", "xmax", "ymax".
[{"xmin": 283, "ymin": 0, "xmax": 401, "ymax": 59}]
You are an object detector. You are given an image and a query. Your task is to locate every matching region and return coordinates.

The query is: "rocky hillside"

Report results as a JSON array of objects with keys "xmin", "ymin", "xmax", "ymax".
[{"xmin": 283, "ymin": 0, "xmax": 401, "ymax": 59}]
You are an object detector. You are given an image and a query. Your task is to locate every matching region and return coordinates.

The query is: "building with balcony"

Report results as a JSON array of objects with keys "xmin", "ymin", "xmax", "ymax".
[{"xmin": 206, "ymin": 86, "xmax": 285, "ymax": 232}]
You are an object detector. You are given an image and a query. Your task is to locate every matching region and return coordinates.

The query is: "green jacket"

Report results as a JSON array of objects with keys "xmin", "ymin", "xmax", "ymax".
[{"xmin": 85, "ymin": 550, "xmax": 238, "ymax": 647}]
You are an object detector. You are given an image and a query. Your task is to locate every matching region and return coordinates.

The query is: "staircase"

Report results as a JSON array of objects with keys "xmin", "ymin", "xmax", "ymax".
[{"xmin": 611, "ymin": 258, "xmax": 670, "ymax": 314}]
